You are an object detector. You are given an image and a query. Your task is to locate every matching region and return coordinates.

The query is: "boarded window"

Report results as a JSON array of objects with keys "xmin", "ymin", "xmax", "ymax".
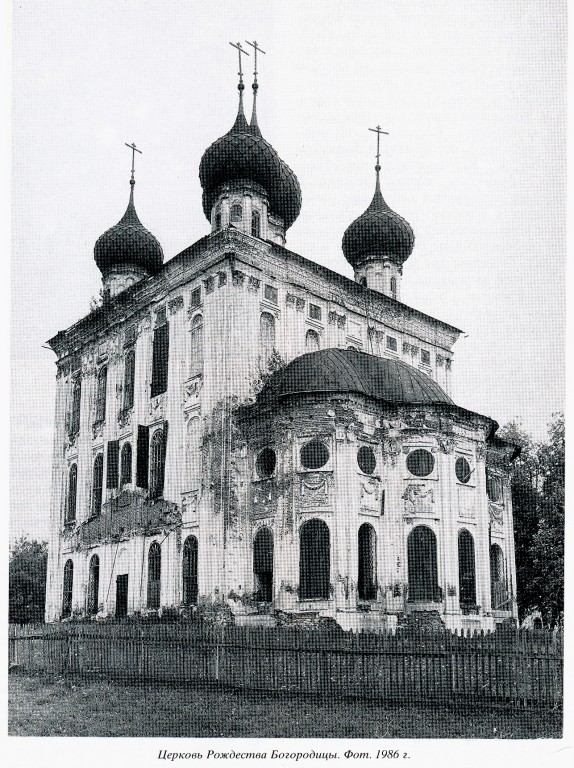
[
  {"xmin": 386, "ymin": 336, "xmax": 397, "ymax": 351},
  {"xmin": 490, "ymin": 543, "xmax": 508, "ymax": 609},
  {"xmin": 70, "ymin": 377, "xmax": 82, "ymax": 436},
  {"xmin": 251, "ymin": 210, "xmax": 261, "ymax": 237},
  {"xmin": 421, "ymin": 349, "xmax": 430, "ymax": 365},
  {"xmin": 254, "ymin": 527, "xmax": 274, "ymax": 602},
  {"xmin": 299, "ymin": 519, "xmax": 330, "ymax": 600},
  {"xmin": 120, "ymin": 442, "xmax": 132, "ymax": 485},
  {"xmin": 458, "ymin": 529, "xmax": 476, "ymax": 605},
  {"xmin": 151, "ymin": 322, "xmax": 169, "ymax": 398},
  {"xmin": 407, "ymin": 525, "xmax": 440, "ymax": 602},
  {"xmin": 182, "ymin": 536, "xmax": 198, "ymax": 606},
  {"xmin": 136, "ymin": 425, "xmax": 150, "ymax": 489},
  {"xmin": 190, "ymin": 287, "xmax": 201, "ymax": 309},
  {"xmin": 95, "ymin": 366, "xmax": 108, "ymax": 423},
  {"xmin": 106, "ymin": 440, "xmax": 119, "ymax": 489},
  {"xmin": 190, "ymin": 314, "xmax": 204, "ymax": 374},
  {"xmin": 147, "ymin": 542, "xmax": 161, "ymax": 609},
  {"xmin": 259, "ymin": 312, "xmax": 276, "ymax": 365},
  {"xmin": 62, "ymin": 560, "xmax": 73, "ymax": 618},
  {"xmin": 123, "ymin": 348, "xmax": 135, "ymax": 410},
  {"xmin": 305, "ymin": 329, "xmax": 320, "ymax": 352},
  {"xmin": 230, "ymin": 204, "xmax": 242, "ymax": 224},
  {"xmin": 390, "ymin": 276, "xmax": 397, "ymax": 298},
  {"xmin": 487, "ymin": 474, "xmax": 503, "ymax": 502},
  {"xmin": 91, "ymin": 454, "xmax": 104, "ymax": 517},
  {"xmin": 66, "ymin": 464, "xmax": 77, "ymax": 524},
  {"xmin": 87, "ymin": 555, "xmax": 100, "ymax": 615},
  {"xmin": 264, "ymin": 284, "xmax": 278, "ymax": 303},
  {"xmin": 149, "ymin": 427, "xmax": 167, "ymax": 499},
  {"xmin": 309, "ymin": 303, "xmax": 321, "ymax": 321},
  {"xmin": 358, "ymin": 523, "xmax": 377, "ymax": 600}
]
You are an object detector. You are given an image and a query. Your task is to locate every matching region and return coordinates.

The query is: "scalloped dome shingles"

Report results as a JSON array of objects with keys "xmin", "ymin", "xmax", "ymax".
[
  {"xmin": 259, "ymin": 348, "xmax": 453, "ymax": 406},
  {"xmin": 199, "ymin": 110, "xmax": 302, "ymax": 229},
  {"xmin": 342, "ymin": 179, "xmax": 414, "ymax": 268},
  {"xmin": 94, "ymin": 187, "xmax": 164, "ymax": 277}
]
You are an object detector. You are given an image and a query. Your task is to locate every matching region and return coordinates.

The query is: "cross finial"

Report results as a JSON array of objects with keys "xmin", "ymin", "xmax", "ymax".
[
  {"xmin": 229, "ymin": 41, "xmax": 250, "ymax": 90},
  {"xmin": 368, "ymin": 125, "xmax": 389, "ymax": 171},
  {"xmin": 245, "ymin": 40, "xmax": 266, "ymax": 85},
  {"xmin": 124, "ymin": 142, "xmax": 142, "ymax": 185}
]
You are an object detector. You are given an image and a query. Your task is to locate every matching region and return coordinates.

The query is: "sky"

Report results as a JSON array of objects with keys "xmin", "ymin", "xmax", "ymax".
[{"xmin": 10, "ymin": 0, "xmax": 566, "ymax": 543}]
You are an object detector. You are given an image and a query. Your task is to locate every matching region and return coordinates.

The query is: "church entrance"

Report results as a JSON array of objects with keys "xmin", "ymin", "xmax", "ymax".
[
  {"xmin": 116, "ymin": 574, "xmax": 128, "ymax": 617},
  {"xmin": 253, "ymin": 527, "xmax": 274, "ymax": 602}
]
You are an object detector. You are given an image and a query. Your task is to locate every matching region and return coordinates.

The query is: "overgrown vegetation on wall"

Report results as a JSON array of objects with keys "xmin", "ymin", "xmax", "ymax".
[{"xmin": 9, "ymin": 538, "xmax": 48, "ymax": 624}]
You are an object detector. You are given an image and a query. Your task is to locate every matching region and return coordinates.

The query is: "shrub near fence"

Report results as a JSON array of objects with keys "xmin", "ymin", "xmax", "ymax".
[{"xmin": 8, "ymin": 623, "xmax": 563, "ymax": 708}]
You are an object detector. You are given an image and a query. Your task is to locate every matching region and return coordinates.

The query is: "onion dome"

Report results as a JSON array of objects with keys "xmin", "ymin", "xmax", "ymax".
[
  {"xmin": 342, "ymin": 169, "xmax": 414, "ymax": 269},
  {"xmin": 199, "ymin": 82, "xmax": 302, "ymax": 229},
  {"xmin": 94, "ymin": 179, "xmax": 163, "ymax": 278},
  {"xmin": 259, "ymin": 348, "xmax": 453, "ymax": 406}
]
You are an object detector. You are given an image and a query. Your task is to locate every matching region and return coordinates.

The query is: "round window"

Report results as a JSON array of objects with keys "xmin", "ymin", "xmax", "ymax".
[
  {"xmin": 487, "ymin": 474, "xmax": 503, "ymax": 502},
  {"xmin": 357, "ymin": 446, "xmax": 376, "ymax": 475},
  {"xmin": 300, "ymin": 440, "xmax": 330, "ymax": 470},
  {"xmin": 455, "ymin": 457, "xmax": 472, "ymax": 484},
  {"xmin": 256, "ymin": 448, "xmax": 276, "ymax": 478},
  {"xmin": 406, "ymin": 449, "xmax": 434, "ymax": 477}
]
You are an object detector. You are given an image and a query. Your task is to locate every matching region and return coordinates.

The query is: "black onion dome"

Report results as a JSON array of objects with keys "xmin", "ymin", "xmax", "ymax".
[
  {"xmin": 259, "ymin": 348, "xmax": 453, "ymax": 406},
  {"xmin": 342, "ymin": 175, "xmax": 414, "ymax": 268},
  {"xmin": 94, "ymin": 183, "xmax": 164, "ymax": 277},
  {"xmin": 199, "ymin": 102, "xmax": 302, "ymax": 229}
]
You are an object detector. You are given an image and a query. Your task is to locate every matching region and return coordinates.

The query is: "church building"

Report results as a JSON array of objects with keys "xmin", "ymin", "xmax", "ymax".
[{"xmin": 44, "ymin": 45, "xmax": 519, "ymax": 632}]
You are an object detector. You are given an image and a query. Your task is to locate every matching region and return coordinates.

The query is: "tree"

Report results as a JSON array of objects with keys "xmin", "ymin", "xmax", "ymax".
[{"xmin": 9, "ymin": 538, "xmax": 48, "ymax": 624}]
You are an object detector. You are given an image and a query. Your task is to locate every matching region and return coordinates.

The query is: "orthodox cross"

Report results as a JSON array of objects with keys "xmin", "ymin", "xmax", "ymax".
[
  {"xmin": 368, "ymin": 125, "xmax": 389, "ymax": 168},
  {"xmin": 229, "ymin": 41, "xmax": 249, "ymax": 87},
  {"xmin": 245, "ymin": 40, "xmax": 266, "ymax": 83},
  {"xmin": 124, "ymin": 142, "xmax": 142, "ymax": 182}
]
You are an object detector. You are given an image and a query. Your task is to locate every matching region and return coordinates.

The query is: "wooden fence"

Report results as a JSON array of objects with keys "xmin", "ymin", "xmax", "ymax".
[{"xmin": 9, "ymin": 623, "xmax": 563, "ymax": 708}]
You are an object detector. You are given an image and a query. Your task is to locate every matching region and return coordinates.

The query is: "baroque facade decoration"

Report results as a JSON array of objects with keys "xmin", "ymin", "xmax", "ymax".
[{"xmin": 44, "ymin": 50, "xmax": 519, "ymax": 632}]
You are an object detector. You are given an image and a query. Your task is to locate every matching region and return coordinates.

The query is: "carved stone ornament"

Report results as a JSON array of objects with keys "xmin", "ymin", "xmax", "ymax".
[
  {"xmin": 489, "ymin": 502, "xmax": 504, "ymax": 528},
  {"xmin": 183, "ymin": 376, "xmax": 203, "ymax": 410},
  {"xmin": 300, "ymin": 472, "xmax": 330, "ymax": 507},
  {"xmin": 368, "ymin": 326, "xmax": 385, "ymax": 343},
  {"xmin": 252, "ymin": 483, "xmax": 277, "ymax": 520},
  {"xmin": 286, "ymin": 293, "xmax": 298, "ymax": 307},
  {"xmin": 295, "ymin": 297, "xmax": 305, "ymax": 312},
  {"xmin": 247, "ymin": 276, "xmax": 261, "ymax": 292},
  {"xmin": 436, "ymin": 435, "xmax": 455, "ymax": 454},
  {"xmin": 168, "ymin": 296, "xmax": 184, "ymax": 315},
  {"xmin": 403, "ymin": 342, "xmax": 419, "ymax": 357},
  {"xmin": 436, "ymin": 354, "xmax": 445, "ymax": 367},
  {"xmin": 328, "ymin": 310, "xmax": 346, "ymax": 328},
  {"xmin": 360, "ymin": 477, "xmax": 380, "ymax": 514},
  {"xmin": 476, "ymin": 443, "xmax": 487, "ymax": 461},
  {"xmin": 182, "ymin": 491, "xmax": 199, "ymax": 525},
  {"xmin": 139, "ymin": 316, "xmax": 152, "ymax": 334},
  {"xmin": 204, "ymin": 276, "xmax": 215, "ymax": 294},
  {"xmin": 218, "ymin": 271, "xmax": 227, "ymax": 287},
  {"xmin": 232, "ymin": 270, "xmax": 246, "ymax": 287},
  {"xmin": 92, "ymin": 421, "xmax": 104, "ymax": 441},
  {"xmin": 381, "ymin": 436, "xmax": 401, "ymax": 466},
  {"xmin": 117, "ymin": 407, "xmax": 132, "ymax": 430},
  {"xmin": 149, "ymin": 393, "xmax": 166, "ymax": 420},
  {"xmin": 445, "ymin": 358, "xmax": 452, "ymax": 370},
  {"xmin": 402, "ymin": 484, "xmax": 435, "ymax": 515}
]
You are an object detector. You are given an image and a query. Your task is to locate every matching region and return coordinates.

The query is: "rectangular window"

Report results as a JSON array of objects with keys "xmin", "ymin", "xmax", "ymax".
[
  {"xmin": 123, "ymin": 348, "xmax": 136, "ymax": 410},
  {"xmin": 309, "ymin": 303, "xmax": 321, "ymax": 321},
  {"xmin": 387, "ymin": 336, "xmax": 397, "ymax": 351},
  {"xmin": 421, "ymin": 350, "xmax": 431, "ymax": 365},
  {"xmin": 136, "ymin": 425, "xmax": 150, "ymax": 489},
  {"xmin": 106, "ymin": 440, "xmax": 120, "ymax": 489},
  {"xmin": 151, "ymin": 322, "xmax": 169, "ymax": 398},
  {"xmin": 264, "ymin": 285, "xmax": 278, "ymax": 304},
  {"xmin": 190, "ymin": 287, "xmax": 201, "ymax": 308}
]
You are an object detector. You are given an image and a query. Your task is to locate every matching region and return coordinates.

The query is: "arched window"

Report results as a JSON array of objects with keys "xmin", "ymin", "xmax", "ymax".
[
  {"xmin": 62, "ymin": 560, "xmax": 73, "ymax": 618},
  {"xmin": 215, "ymin": 209, "xmax": 222, "ymax": 229},
  {"xmin": 87, "ymin": 555, "xmax": 100, "ymax": 615},
  {"xmin": 147, "ymin": 542, "xmax": 161, "ymax": 609},
  {"xmin": 251, "ymin": 210, "xmax": 261, "ymax": 238},
  {"xmin": 120, "ymin": 442, "xmax": 132, "ymax": 486},
  {"xmin": 149, "ymin": 429, "xmax": 166, "ymax": 499},
  {"xmin": 357, "ymin": 446, "xmax": 376, "ymax": 475},
  {"xmin": 458, "ymin": 529, "xmax": 476, "ymax": 606},
  {"xmin": 95, "ymin": 366, "xmax": 108, "ymax": 424},
  {"xmin": 123, "ymin": 349, "xmax": 135, "ymax": 410},
  {"xmin": 490, "ymin": 543, "xmax": 508, "ymax": 610},
  {"xmin": 299, "ymin": 520, "xmax": 330, "ymax": 600},
  {"xmin": 230, "ymin": 204, "xmax": 243, "ymax": 224},
  {"xmin": 256, "ymin": 447, "xmax": 276, "ymax": 479},
  {"xmin": 390, "ymin": 276, "xmax": 397, "ymax": 299},
  {"xmin": 182, "ymin": 536, "xmax": 198, "ymax": 606},
  {"xmin": 358, "ymin": 523, "xmax": 377, "ymax": 600},
  {"xmin": 407, "ymin": 525, "xmax": 439, "ymax": 602},
  {"xmin": 305, "ymin": 329, "xmax": 320, "ymax": 352},
  {"xmin": 254, "ymin": 527, "xmax": 274, "ymax": 602},
  {"xmin": 70, "ymin": 377, "xmax": 82, "ymax": 436},
  {"xmin": 190, "ymin": 314, "xmax": 204, "ymax": 375},
  {"xmin": 91, "ymin": 454, "xmax": 104, "ymax": 517},
  {"xmin": 259, "ymin": 312, "xmax": 276, "ymax": 365},
  {"xmin": 66, "ymin": 464, "xmax": 78, "ymax": 523}
]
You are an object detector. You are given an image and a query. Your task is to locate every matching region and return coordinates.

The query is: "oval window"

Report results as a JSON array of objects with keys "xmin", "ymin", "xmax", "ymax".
[
  {"xmin": 487, "ymin": 474, "xmax": 503, "ymax": 502},
  {"xmin": 455, "ymin": 457, "xmax": 471, "ymax": 484},
  {"xmin": 256, "ymin": 448, "xmax": 276, "ymax": 478},
  {"xmin": 357, "ymin": 446, "xmax": 376, "ymax": 475},
  {"xmin": 300, "ymin": 440, "xmax": 329, "ymax": 470},
  {"xmin": 406, "ymin": 449, "xmax": 434, "ymax": 478}
]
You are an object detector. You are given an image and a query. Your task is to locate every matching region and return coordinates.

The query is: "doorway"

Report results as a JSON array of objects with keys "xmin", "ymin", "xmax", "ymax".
[{"xmin": 116, "ymin": 574, "xmax": 128, "ymax": 617}]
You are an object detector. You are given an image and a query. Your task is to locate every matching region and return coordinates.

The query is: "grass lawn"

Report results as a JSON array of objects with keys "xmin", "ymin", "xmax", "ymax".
[{"xmin": 9, "ymin": 672, "xmax": 562, "ymax": 739}]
